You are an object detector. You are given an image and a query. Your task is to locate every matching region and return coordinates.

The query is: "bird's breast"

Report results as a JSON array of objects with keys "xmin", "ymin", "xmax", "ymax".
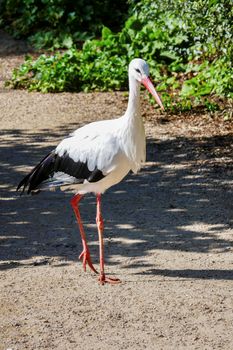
[{"xmin": 120, "ymin": 117, "xmax": 146, "ymax": 173}]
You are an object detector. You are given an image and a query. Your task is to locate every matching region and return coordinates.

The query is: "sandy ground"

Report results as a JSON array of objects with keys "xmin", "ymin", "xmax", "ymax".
[{"xmin": 0, "ymin": 31, "xmax": 233, "ymax": 350}]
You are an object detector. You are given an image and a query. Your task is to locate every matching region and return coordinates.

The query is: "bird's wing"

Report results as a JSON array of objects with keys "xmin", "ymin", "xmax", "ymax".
[
  {"xmin": 17, "ymin": 119, "xmax": 122, "ymax": 194},
  {"xmin": 56, "ymin": 121, "xmax": 121, "ymax": 175}
]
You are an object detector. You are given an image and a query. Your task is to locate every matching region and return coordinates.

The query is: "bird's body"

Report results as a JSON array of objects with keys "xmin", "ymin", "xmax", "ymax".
[
  {"xmin": 17, "ymin": 58, "xmax": 164, "ymax": 284},
  {"xmin": 54, "ymin": 113, "xmax": 145, "ymax": 194}
]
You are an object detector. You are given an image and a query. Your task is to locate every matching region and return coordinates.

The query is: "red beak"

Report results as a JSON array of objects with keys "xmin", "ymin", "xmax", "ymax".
[{"xmin": 141, "ymin": 77, "xmax": 164, "ymax": 111}]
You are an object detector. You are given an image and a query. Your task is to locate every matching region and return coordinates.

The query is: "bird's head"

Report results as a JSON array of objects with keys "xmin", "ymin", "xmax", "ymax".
[{"xmin": 129, "ymin": 58, "xmax": 164, "ymax": 110}]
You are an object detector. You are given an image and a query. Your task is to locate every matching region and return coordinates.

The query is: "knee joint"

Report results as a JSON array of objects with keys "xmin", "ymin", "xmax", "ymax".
[{"xmin": 96, "ymin": 215, "xmax": 104, "ymax": 231}]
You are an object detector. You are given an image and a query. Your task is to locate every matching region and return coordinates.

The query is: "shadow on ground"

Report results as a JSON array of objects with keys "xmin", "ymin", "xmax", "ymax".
[
  {"xmin": 0, "ymin": 125, "xmax": 233, "ymax": 279},
  {"xmin": 0, "ymin": 29, "xmax": 33, "ymax": 57}
]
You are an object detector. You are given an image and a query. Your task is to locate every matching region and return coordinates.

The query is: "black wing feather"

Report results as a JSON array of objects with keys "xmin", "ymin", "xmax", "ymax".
[{"xmin": 17, "ymin": 151, "xmax": 105, "ymax": 195}]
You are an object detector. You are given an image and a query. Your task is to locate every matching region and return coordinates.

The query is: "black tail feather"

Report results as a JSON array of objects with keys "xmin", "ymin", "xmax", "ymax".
[{"xmin": 17, "ymin": 152, "xmax": 56, "ymax": 195}]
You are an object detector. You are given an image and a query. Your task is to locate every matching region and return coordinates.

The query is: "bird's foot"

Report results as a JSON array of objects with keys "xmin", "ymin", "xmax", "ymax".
[
  {"xmin": 79, "ymin": 249, "xmax": 98, "ymax": 274},
  {"xmin": 98, "ymin": 273, "xmax": 121, "ymax": 285}
]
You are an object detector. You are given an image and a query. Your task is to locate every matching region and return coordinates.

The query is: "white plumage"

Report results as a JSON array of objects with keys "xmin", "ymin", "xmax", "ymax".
[
  {"xmin": 17, "ymin": 58, "xmax": 164, "ymax": 284},
  {"xmin": 55, "ymin": 115, "xmax": 144, "ymax": 194}
]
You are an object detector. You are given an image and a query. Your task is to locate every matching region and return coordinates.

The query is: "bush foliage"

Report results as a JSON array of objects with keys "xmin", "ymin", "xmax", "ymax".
[
  {"xmin": 0, "ymin": 0, "xmax": 128, "ymax": 48},
  {"xmin": 2, "ymin": 0, "xmax": 233, "ymax": 111}
]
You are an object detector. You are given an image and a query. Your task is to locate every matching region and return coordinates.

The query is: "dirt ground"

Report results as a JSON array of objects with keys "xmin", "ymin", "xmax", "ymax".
[{"xmin": 0, "ymin": 31, "xmax": 233, "ymax": 350}]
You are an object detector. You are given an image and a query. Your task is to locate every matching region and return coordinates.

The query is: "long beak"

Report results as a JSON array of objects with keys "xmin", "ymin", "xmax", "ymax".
[{"xmin": 141, "ymin": 77, "xmax": 164, "ymax": 111}]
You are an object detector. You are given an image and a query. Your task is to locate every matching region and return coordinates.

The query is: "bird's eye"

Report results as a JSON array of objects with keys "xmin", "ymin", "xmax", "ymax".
[{"xmin": 135, "ymin": 68, "xmax": 141, "ymax": 74}]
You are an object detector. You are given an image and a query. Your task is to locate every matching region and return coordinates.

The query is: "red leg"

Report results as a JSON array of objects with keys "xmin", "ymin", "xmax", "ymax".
[
  {"xmin": 70, "ymin": 194, "xmax": 98, "ymax": 274},
  {"xmin": 96, "ymin": 194, "xmax": 121, "ymax": 285}
]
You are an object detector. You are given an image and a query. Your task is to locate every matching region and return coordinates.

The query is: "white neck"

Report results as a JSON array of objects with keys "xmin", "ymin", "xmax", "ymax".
[
  {"xmin": 124, "ymin": 74, "xmax": 141, "ymax": 119},
  {"xmin": 120, "ymin": 72, "xmax": 146, "ymax": 173}
]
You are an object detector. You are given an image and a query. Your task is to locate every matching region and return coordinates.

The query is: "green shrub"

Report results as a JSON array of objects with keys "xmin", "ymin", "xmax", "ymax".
[
  {"xmin": 5, "ymin": 0, "xmax": 233, "ymax": 111},
  {"xmin": 0, "ymin": 0, "xmax": 128, "ymax": 48}
]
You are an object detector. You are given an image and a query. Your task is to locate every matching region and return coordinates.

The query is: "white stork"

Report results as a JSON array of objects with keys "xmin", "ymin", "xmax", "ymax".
[{"xmin": 17, "ymin": 58, "xmax": 164, "ymax": 284}]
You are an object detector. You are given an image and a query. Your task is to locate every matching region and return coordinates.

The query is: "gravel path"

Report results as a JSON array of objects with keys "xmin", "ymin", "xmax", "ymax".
[{"xmin": 0, "ymin": 31, "xmax": 233, "ymax": 350}]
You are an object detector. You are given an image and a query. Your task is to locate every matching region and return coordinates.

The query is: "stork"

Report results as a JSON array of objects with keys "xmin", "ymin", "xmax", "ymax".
[{"xmin": 17, "ymin": 58, "xmax": 164, "ymax": 284}]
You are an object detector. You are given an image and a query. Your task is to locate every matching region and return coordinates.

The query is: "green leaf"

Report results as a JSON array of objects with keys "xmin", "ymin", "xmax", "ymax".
[
  {"xmin": 62, "ymin": 36, "xmax": 73, "ymax": 49},
  {"xmin": 101, "ymin": 27, "xmax": 112, "ymax": 39},
  {"xmin": 160, "ymin": 50, "xmax": 179, "ymax": 61}
]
